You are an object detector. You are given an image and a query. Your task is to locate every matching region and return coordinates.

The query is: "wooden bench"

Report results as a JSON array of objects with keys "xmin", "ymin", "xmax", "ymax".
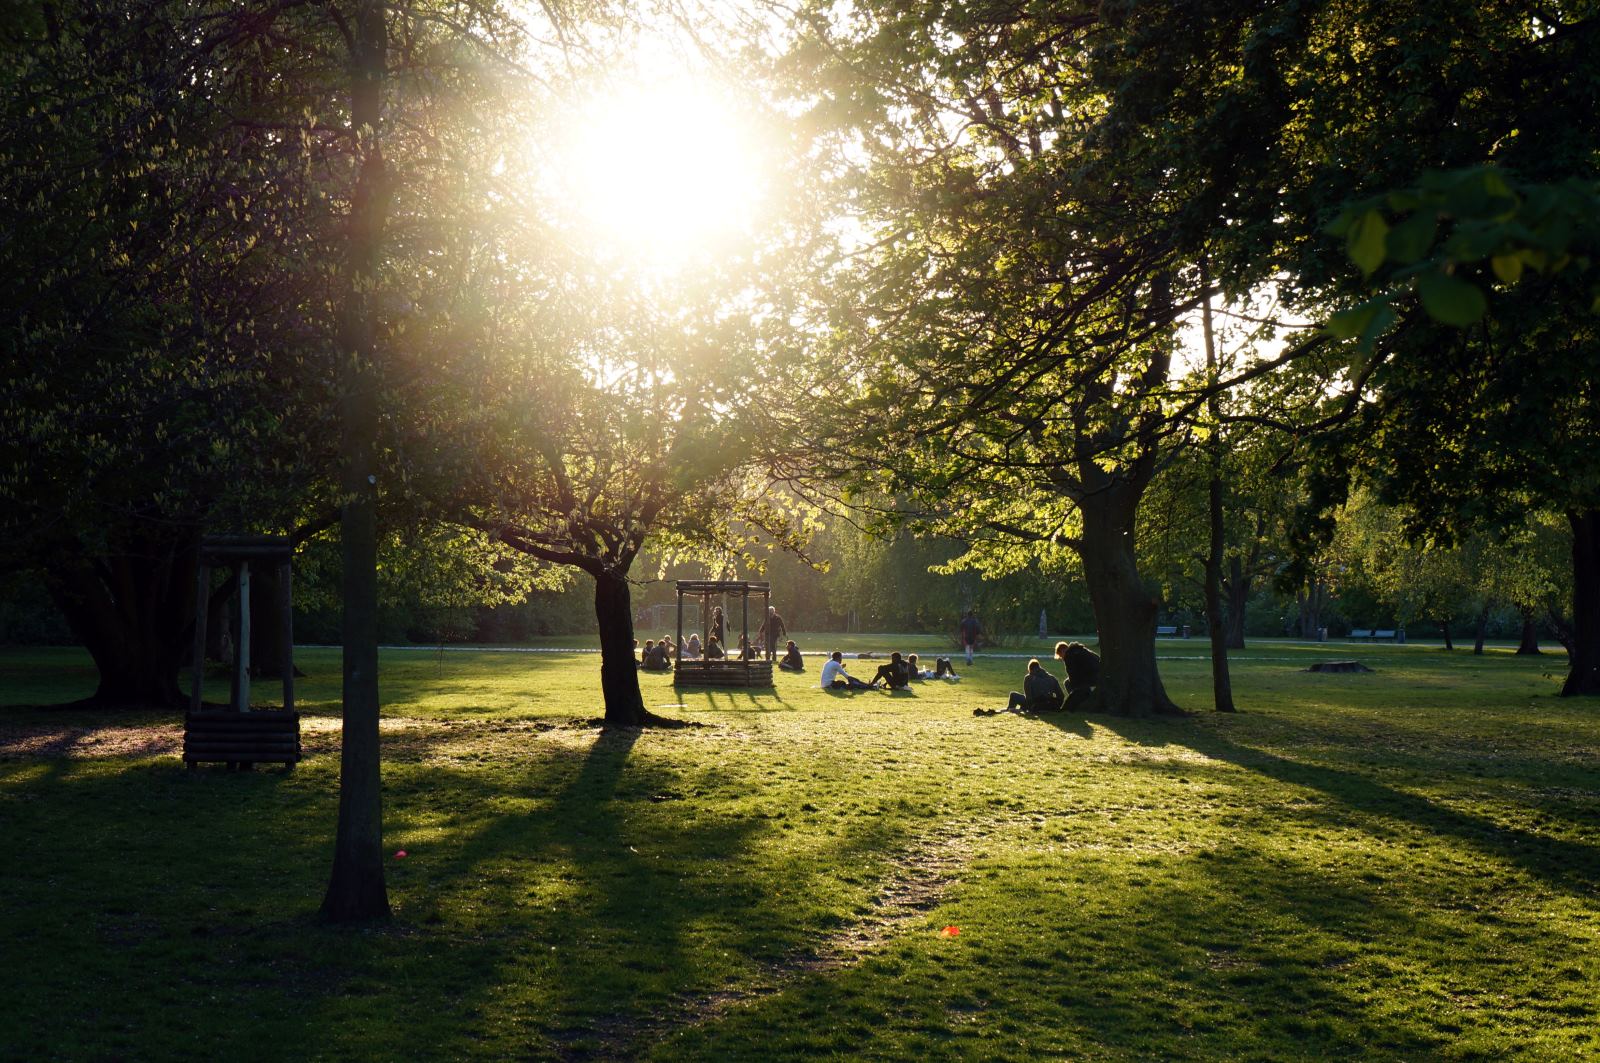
[
  {"xmin": 1156, "ymin": 625, "xmax": 1178, "ymax": 637},
  {"xmin": 184, "ymin": 709, "xmax": 301, "ymax": 770},
  {"xmin": 1373, "ymin": 629, "xmax": 1397, "ymax": 641},
  {"xmin": 1349, "ymin": 629, "xmax": 1373, "ymax": 640}
]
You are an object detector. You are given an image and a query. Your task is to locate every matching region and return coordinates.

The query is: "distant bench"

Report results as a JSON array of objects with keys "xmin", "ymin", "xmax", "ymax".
[
  {"xmin": 1348, "ymin": 629, "xmax": 1397, "ymax": 641},
  {"xmin": 1156, "ymin": 625, "xmax": 1189, "ymax": 638}
]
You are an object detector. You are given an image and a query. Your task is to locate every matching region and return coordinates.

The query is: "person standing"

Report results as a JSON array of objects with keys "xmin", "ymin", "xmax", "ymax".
[
  {"xmin": 959, "ymin": 609, "xmax": 982, "ymax": 665},
  {"xmin": 757, "ymin": 605, "xmax": 788, "ymax": 662}
]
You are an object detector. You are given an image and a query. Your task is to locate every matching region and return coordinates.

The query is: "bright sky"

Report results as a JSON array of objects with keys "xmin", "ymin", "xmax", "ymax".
[{"xmin": 545, "ymin": 43, "xmax": 773, "ymax": 273}]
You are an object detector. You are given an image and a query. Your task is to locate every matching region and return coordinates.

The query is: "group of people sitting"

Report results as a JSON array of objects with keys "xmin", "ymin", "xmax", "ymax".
[
  {"xmin": 638, "ymin": 632, "xmax": 763, "ymax": 669},
  {"xmin": 974, "ymin": 641, "xmax": 1100, "ymax": 716},
  {"xmin": 819, "ymin": 650, "xmax": 960, "ymax": 692}
]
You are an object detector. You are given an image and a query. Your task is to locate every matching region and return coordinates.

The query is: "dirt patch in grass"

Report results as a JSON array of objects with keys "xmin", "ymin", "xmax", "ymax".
[
  {"xmin": 0, "ymin": 715, "xmax": 603, "ymax": 764},
  {"xmin": 0, "ymin": 721, "xmax": 181, "ymax": 760}
]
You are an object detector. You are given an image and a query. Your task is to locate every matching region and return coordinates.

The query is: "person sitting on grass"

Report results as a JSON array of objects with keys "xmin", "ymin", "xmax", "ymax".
[
  {"xmin": 705, "ymin": 635, "xmax": 725, "ymax": 659},
  {"xmin": 871, "ymin": 651, "xmax": 913, "ymax": 690},
  {"xmin": 779, "ymin": 640, "xmax": 805, "ymax": 672},
  {"xmin": 820, "ymin": 650, "xmax": 874, "ymax": 691},
  {"xmin": 976, "ymin": 658, "xmax": 1063, "ymax": 716},
  {"xmin": 933, "ymin": 655, "xmax": 959, "ymax": 679},
  {"xmin": 1055, "ymin": 640, "xmax": 1101, "ymax": 712},
  {"xmin": 685, "ymin": 632, "xmax": 702, "ymax": 659},
  {"xmin": 738, "ymin": 634, "xmax": 760, "ymax": 661},
  {"xmin": 640, "ymin": 640, "xmax": 672, "ymax": 671}
]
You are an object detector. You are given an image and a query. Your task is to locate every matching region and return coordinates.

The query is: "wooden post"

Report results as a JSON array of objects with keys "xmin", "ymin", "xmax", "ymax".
[
  {"xmin": 742, "ymin": 588, "xmax": 750, "ymax": 673},
  {"xmin": 191, "ymin": 563, "xmax": 210, "ymax": 714},
  {"xmin": 675, "ymin": 585, "xmax": 684, "ymax": 669},
  {"xmin": 280, "ymin": 559, "xmax": 295, "ymax": 714},
  {"xmin": 235, "ymin": 562, "xmax": 251, "ymax": 712}
]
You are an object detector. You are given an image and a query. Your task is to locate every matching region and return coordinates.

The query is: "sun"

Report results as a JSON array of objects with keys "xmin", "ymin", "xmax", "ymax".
[{"xmin": 555, "ymin": 74, "xmax": 767, "ymax": 268}]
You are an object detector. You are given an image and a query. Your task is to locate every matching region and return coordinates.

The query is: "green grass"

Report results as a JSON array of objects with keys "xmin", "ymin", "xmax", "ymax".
[{"xmin": 2, "ymin": 640, "xmax": 1597, "ymax": 1060}]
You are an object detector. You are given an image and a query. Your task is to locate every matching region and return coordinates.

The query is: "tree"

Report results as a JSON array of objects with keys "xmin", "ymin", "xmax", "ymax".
[
  {"xmin": 775, "ymin": 2, "xmax": 1263, "ymax": 716},
  {"xmin": 447, "ymin": 272, "xmax": 806, "ymax": 726},
  {"xmin": 1325, "ymin": 168, "xmax": 1600, "ymax": 693},
  {"xmin": 320, "ymin": 0, "xmax": 392, "ymax": 924},
  {"xmin": 0, "ymin": 1, "xmax": 348, "ymax": 707}
]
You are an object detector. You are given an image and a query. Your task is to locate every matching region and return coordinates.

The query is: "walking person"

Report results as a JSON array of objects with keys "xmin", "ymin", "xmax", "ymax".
[
  {"xmin": 959, "ymin": 609, "xmax": 982, "ymax": 666},
  {"xmin": 757, "ymin": 605, "xmax": 788, "ymax": 662}
]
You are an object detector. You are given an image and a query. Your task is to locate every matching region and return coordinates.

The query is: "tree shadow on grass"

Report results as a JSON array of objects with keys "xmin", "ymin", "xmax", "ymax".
[
  {"xmin": 347, "ymin": 726, "xmax": 929, "ymax": 1058},
  {"xmin": 653, "ymin": 809, "xmax": 1466, "ymax": 1060},
  {"xmin": 677, "ymin": 687, "xmax": 796, "ymax": 713},
  {"xmin": 1072, "ymin": 714, "xmax": 1600, "ymax": 900}
]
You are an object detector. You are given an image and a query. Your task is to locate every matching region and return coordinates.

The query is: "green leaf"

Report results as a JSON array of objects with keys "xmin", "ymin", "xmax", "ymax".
[
  {"xmin": 1490, "ymin": 254, "xmax": 1523, "ymax": 285},
  {"xmin": 1361, "ymin": 302, "xmax": 1397, "ymax": 347},
  {"xmin": 1327, "ymin": 302, "xmax": 1379, "ymax": 340},
  {"xmin": 1417, "ymin": 271, "xmax": 1487, "ymax": 326},
  {"xmin": 1348, "ymin": 209, "xmax": 1390, "ymax": 276},
  {"xmin": 1386, "ymin": 211, "xmax": 1437, "ymax": 264}
]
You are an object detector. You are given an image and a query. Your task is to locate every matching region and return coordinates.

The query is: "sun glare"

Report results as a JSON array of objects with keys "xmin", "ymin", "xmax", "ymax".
[{"xmin": 555, "ymin": 75, "xmax": 767, "ymax": 269}]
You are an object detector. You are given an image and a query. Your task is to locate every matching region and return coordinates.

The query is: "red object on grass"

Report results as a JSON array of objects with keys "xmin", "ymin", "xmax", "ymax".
[
  {"xmin": 394, "ymin": 850, "xmax": 408, "ymax": 859},
  {"xmin": 940, "ymin": 925, "xmax": 960, "ymax": 937}
]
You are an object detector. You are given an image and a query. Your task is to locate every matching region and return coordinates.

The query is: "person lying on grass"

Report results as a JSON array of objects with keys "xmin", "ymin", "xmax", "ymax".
[
  {"xmin": 779, "ymin": 640, "xmax": 805, "ymax": 672},
  {"xmin": 906, "ymin": 653, "xmax": 960, "ymax": 680},
  {"xmin": 975, "ymin": 658, "xmax": 1063, "ymax": 716},
  {"xmin": 820, "ymin": 651, "xmax": 874, "ymax": 691}
]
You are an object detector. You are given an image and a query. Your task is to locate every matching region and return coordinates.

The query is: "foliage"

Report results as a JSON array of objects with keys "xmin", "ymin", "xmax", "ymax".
[{"xmin": 1327, "ymin": 167, "xmax": 1600, "ymax": 342}]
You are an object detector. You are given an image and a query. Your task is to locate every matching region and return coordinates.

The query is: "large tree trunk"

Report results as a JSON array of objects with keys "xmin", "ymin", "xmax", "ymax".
[
  {"xmin": 594, "ymin": 567, "xmax": 656, "ymax": 727},
  {"xmin": 1295, "ymin": 580, "xmax": 1325, "ymax": 640},
  {"xmin": 44, "ymin": 540, "xmax": 195, "ymax": 709},
  {"xmin": 248, "ymin": 562, "xmax": 301, "ymax": 681},
  {"xmin": 1077, "ymin": 487, "xmax": 1181, "ymax": 717},
  {"xmin": 205, "ymin": 588, "xmax": 233, "ymax": 664},
  {"xmin": 1224, "ymin": 554, "xmax": 1248, "ymax": 650},
  {"xmin": 1203, "ymin": 476, "xmax": 1236, "ymax": 712},
  {"xmin": 322, "ymin": 0, "xmax": 390, "ymax": 924},
  {"xmin": 1516, "ymin": 608, "xmax": 1542, "ymax": 655},
  {"xmin": 1562, "ymin": 509, "xmax": 1600, "ymax": 696},
  {"xmin": 1198, "ymin": 267, "xmax": 1234, "ymax": 712}
]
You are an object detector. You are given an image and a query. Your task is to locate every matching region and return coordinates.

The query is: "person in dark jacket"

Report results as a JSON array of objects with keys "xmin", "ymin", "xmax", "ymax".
[
  {"xmin": 757, "ymin": 606, "xmax": 788, "ymax": 661},
  {"xmin": 779, "ymin": 640, "xmax": 805, "ymax": 671},
  {"xmin": 989, "ymin": 658, "xmax": 1064, "ymax": 714},
  {"xmin": 959, "ymin": 610, "xmax": 982, "ymax": 665},
  {"xmin": 1055, "ymin": 641, "xmax": 1100, "ymax": 711},
  {"xmin": 871, "ymin": 651, "xmax": 912, "ymax": 689}
]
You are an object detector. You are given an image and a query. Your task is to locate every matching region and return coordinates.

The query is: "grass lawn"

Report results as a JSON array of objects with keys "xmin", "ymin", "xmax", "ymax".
[{"xmin": 2, "ymin": 639, "xmax": 1597, "ymax": 1060}]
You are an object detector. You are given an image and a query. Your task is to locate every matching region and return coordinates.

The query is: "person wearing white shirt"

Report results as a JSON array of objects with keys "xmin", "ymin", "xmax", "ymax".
[{"xmin": 820, "ymin": 650, "xmax": 873, "ymax": 690}]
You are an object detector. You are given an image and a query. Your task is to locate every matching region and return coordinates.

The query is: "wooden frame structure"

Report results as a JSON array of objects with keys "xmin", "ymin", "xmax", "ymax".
[
  {"xmin": 185, "ymin": 535, "xmax": 302, "ymax": 770},
  {"xmin": 672, "ymin": 579, "xmax": 774, "ymax": 687}
]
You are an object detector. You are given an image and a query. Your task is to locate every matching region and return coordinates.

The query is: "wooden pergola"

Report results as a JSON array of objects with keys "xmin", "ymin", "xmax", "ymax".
[
  {"xmin": 672, "ymin": 579, "xmax": 774, "ymax": 688},
  {"xmin": 184, "ymin": 535, "xmax": 302, "ymax": 770}
]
